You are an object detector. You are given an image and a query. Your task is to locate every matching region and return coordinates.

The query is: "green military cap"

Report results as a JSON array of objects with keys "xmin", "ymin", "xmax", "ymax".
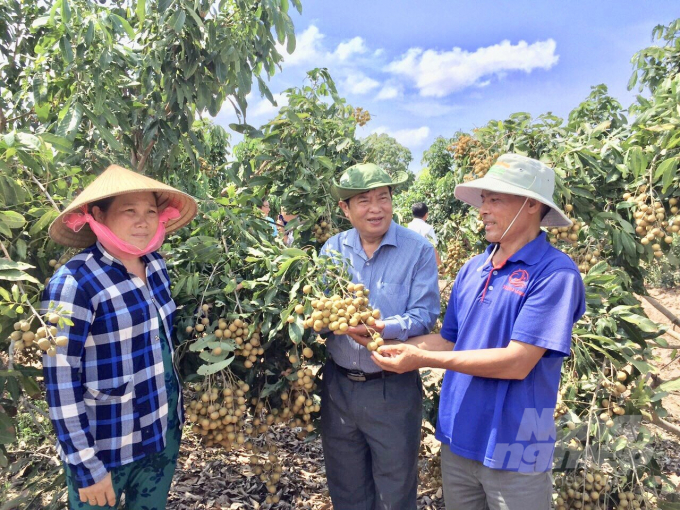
[{"xmin": 330, "ymin": 163, "xmax": 409, "ymax": 201}]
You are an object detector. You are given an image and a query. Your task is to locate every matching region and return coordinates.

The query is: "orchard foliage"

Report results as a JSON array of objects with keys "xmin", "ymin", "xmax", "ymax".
[
  {"xmin": 0, "ymin": 0, "xmax": 301, "ymax": 489},
  {"xmin": 397, "ymin": 20, "xmax": 680, "ymax": 508},
  {"xmin": 1, "ymin": 0, "xmax": 680, "ymax": 507}
]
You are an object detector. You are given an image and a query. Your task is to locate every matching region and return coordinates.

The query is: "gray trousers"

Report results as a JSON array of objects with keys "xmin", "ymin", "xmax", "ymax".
[
  {"xmin": 441, "ymin": 446, "xmax": 552, "ymax": 510},
  {"xmin": 320, "ymin": 360, "xmax": 423, "ymax": 510}
]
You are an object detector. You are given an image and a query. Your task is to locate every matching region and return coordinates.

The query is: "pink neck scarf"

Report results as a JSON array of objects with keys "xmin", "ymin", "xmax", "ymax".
[{"xmin": 64, "ymin": 206, "xmax": 181, "ymax": 260}]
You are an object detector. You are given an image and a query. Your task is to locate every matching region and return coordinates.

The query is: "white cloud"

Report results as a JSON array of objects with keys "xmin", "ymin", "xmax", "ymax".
[
  {"xmin": 373, "ymin": 126, "xmax": 431, "ymax": 147},
  {"xmin": 334, "ymin": 36, "xmax": 367, "ymax": 61},
  {"xmin": 250, "ymin": 93, "xmax": 289, "ymax": 117},
  {"xmin": 386, "ymin": 39, "xmax": 559, "ymax": 97},
  {"xmin": 344, "ymin": 73, "xmax": 380, "ymax": 95},
  {"xmin": 376, "ymin": 85, "xmax": 400, "ymax": 100},
  {"xmin": 401, "ymin": 101, "xmax": 461, "ymax": 118},
  {"xmin": 280, "ymin": 25, "xmax": 325, "ymax": 66}
]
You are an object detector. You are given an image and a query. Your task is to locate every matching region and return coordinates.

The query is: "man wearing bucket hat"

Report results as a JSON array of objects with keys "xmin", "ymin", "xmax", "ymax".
[
  {"xmin": 373, "ymin": 154, "xmax": 586, "ymax": 509},
  {"xmin": 43, "ymin": 165, "xmax": 197, "ymax": 508},
  {"xmin": 320, "ymin": 163, "xmax": 440, "ymax": 510}
]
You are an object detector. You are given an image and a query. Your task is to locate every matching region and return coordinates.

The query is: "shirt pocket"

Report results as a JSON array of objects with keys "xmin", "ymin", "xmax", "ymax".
[
  {"xmin": 83, "ymin": 375, "xmax": 134, "ymax": 403},
  {"xmin": 376, "ymin": 282, "xmax": 409, "ymax": 318}
]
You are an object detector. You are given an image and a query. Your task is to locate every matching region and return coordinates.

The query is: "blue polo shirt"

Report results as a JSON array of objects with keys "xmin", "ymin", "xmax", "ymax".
[{"xmin": 436, "ymin": 232, "xmax": 585, "ymax": 472}]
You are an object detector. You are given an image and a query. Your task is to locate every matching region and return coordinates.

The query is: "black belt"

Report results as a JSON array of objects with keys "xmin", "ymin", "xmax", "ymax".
[{"xmin": 332, "ymin": 360, "xmax": 397, "ymax": 382}]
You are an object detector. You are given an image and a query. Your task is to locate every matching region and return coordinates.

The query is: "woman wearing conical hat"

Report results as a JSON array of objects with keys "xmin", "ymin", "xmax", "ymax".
[{"xmin": 43, "ymin": 165, "xmax": 197, "ymax": 509}]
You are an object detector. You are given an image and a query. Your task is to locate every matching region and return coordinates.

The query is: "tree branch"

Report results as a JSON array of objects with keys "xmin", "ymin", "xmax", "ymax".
[
  {"xmin": 642, "ymin": 294, "xmax": 680, "ymax": 327},
  {"xmin": 663, "ymin": 328, "xmax": 680, "ymax": 342},
  {"xmin": 136, "ymin": 139, "xmax": 156, "ymax": 174},
  {"xmin": 27, "ymin": 170, "xmax": 59, "ymax": 211},
  {"xmin": 649, "ymin": 409, "xmax": 680, "ymax": 439}
]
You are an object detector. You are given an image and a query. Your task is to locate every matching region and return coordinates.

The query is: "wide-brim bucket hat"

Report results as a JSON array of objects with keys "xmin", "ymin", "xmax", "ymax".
[
  {"xmin": 49, "ymin": 164, "xmax": 198, "ymax": 247},
  {"xmin": 330, "ymin": 163, "xmax": 409, "ymax": 201},
  {"xmin": 454, "ymin": 154, "xmax": 571, "ymax": 228}
]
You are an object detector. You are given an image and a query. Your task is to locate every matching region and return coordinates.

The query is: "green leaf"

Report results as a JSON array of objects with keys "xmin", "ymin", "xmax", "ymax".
[
  {"xmin": 57, "ymin": 102, "xmax": 83, "ymax": 141},
  {"xmin": 612, "ymin": 435, "xmax": 627, "ymax": 451},
  {"xmin": 288, "ymin": 322, "xmax": 302, "ymax": 344},
  {"xmin": 316, "ymin": 155, "xmax": 334, "ymax": 170},
  {"xmin": 658, "ymin": 157, "xmax": 677, "ymax": 193},
  {"xmin": 189, "ymin": 334, "xmax": 216, "ymax": 352},
  {"xmin": 59, "ymin": 35, "xmax": 73, "ymax": 63},
  {"xmin": 0, "ymin": 269, "xmax": 40, "ymax": 284},
  {"xmin": 0, "ymin": 175, "xmax": 26, "ymax": 207},
  {"xmin": 20, "ymin": 376, "xmax": 41, "ymax": 398},
  {"xmin": 61, "ymin": 0, "xmax": 71, "ymax": 23},
  {"xmin": 0, "ymin": 260, "xmax": 34, "ymax": 272},
  {"xmin": 14, "ymin": 239, "xmax": 26, "ymax": 260},
  {"xmin": 85, "ymin": 20, "xmax": 95, "ymax": 44},
  {"xmin": 196, "ymin": 357, "xmax": 234, "ymax": 376},
  {"xmin": 171, "ymin": 10, "xmax": 186, "ymax": 33},
  {"xmin": 0, "ymin": 407, "xmax": 16, "ymax": 445},
  {"xmin": 184, "ymin": 5, "xmax": 204, "ymax": 30},
  {"xmin": 110, "ymin": 14, "xmax": 135, "ymax": 39},
  {"xmin": 35, "ymin": 103, "xmax": 51, "ymax": 121},
  {"xmin": 82, "ymin": 106, "xmax": 125, "ymax": 152},
  {"xmin": 0, "ymin": 211, "xmax": 26, "ymax": 230},
  {"xmin": 658, "ymin": 376, "xmax": 680, "ymax": 392},
  {"xmin": 40, "ymin": 133, "xmax": 74, "ymax": 153},
  {"xmin": 627, "ymin": 146, "xmax": 647, "ymax": 179},
  {"xmin": 29, "ymin": 209, "xmax": 59, "ymax": 236},
  {"xmin": 618, "ymin": 313, "xmax": 659, "ymax": 333}
]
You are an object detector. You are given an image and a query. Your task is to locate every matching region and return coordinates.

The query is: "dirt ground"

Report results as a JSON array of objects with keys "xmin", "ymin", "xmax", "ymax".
[
  {"xmin": 4, "ymin": 292, "xmax": 677, "ymax": 509},
  {"xmin": 637, "ymin": 288, "xmax": 680, "ymax": 491},
  {"xmin": 165, "ymin": 289, "xmax": 680, "ymax": 510}
]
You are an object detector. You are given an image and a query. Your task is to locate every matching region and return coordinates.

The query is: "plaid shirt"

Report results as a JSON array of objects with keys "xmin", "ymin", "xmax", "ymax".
[{"xmin": 42, "ymin": 243, "xmax": 182, "ymax": 488}]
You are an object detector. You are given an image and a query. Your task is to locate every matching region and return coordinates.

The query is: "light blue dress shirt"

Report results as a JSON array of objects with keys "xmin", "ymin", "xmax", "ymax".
[{"xmin": 321, "ymin": 221, "xmax": 440, "ymax": 373}]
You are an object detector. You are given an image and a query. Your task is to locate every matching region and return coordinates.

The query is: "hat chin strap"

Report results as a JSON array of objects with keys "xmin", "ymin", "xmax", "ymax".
[{"xmin": 478, "ymin": 197, "xmax": 529, "ymax": 271}]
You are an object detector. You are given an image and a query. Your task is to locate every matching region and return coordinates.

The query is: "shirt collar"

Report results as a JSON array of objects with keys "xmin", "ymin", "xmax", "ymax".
[
  {"xmin": 343, "ymin": 221, "xmax": 398, "ymax": 257},
  {"xmin": 507, "ymin": 231, "xmax": 550, "ymax": 266},
  {"xmin": 478, "ymin": 231, "xmax": 549, "ymax": 272},
  {"xmin": 94, "ymin": 242, "xmax": 153, "ymax": 268}
]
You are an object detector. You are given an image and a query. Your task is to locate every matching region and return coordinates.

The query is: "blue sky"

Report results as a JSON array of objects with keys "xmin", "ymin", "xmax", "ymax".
[{"xmin": 214, "ymin": 2, "xmax": 679, "ymax": 172}]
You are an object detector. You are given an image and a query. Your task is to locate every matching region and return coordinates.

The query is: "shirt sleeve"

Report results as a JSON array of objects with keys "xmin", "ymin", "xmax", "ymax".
[
  {"xmin": 42, "ymin": 273, "xmax": 108, "ymax": 488},
  {"xmin": 511, "ymin": 269, "xmax": 586, "ymax": 357},
  {"xmin": 440, "ymin": 271, "xmax": 461, "ymax": 343},
  {"xmin": 428, "ymin": 226, "xmax": 438, "ymax": 246},
  {"xmin": 382, "ymin": 244, "xmax": 440, "ymax": 340}
]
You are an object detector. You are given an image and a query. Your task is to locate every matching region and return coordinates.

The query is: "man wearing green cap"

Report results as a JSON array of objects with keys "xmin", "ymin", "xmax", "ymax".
[
  {"xmin": 373, "ymin": 154, "xmax": 586, "ymax": 510},
  {"xmin": 320, "ymin": 163, "xmax": 440, "ymax": 510}
]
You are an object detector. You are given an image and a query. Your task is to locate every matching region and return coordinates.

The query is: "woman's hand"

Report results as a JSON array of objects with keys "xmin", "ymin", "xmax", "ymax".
[{"xmin": 79, "ymin": 472, "xmax": 116, "ymax": 507}]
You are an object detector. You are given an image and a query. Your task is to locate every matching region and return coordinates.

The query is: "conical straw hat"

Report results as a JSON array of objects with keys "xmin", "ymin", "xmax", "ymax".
[{"xmin": 49, "ymin": 165, "xmax": 198, "ymax": 247}]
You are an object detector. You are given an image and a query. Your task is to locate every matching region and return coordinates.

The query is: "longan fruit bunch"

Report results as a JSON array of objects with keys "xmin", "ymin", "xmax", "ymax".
[
  {"xmin": 548, "ymin": 205, "xmax": 581, "ymax": 246},
  {"xmin": 9, "ymin": 312, "xmax": 68, "ymax": 357},
  {"xmin": 48, "ymin": 254, "xmax": 71, "ymax": 273},
  {"xmin": 185, "ymin": 304, "xmax": 264, "ymax": 369},
  {"xmin": 354, "ymin": 107, "xmax": 371, "ymax": 127},
  {"xmin": 187, "ymin": 381, "xmax": 289, "ymax": 501},
  {"xmin": 312, "ymin": 219, "xmax": 337, "ymax": 244},
  {"xmin": 293, "ymin": 282, "xmax": 384, "ymax": 351},
  {"xmin": 625, "ymin": 187, "xmax": 677, "ymax": 258},
  {"xmin": 442, "ymin": 238, "xmax": 468, "ymax": 277},
  {"xmin": 570, "ymin": 245, "xmax": 603, "ymax": 274},
  {"xmin": 554, "ymin": 469, "xmax": 614, "ymax": 510},
  {"xmin": 447, "ymin": 135, "xmax": 498, "ymax": 177}
]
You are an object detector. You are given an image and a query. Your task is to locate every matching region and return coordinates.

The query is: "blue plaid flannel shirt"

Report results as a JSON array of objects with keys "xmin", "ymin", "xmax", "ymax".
[{"xmin": 42, "ymin": 243, "xmax": 182, "ymax": 488}]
